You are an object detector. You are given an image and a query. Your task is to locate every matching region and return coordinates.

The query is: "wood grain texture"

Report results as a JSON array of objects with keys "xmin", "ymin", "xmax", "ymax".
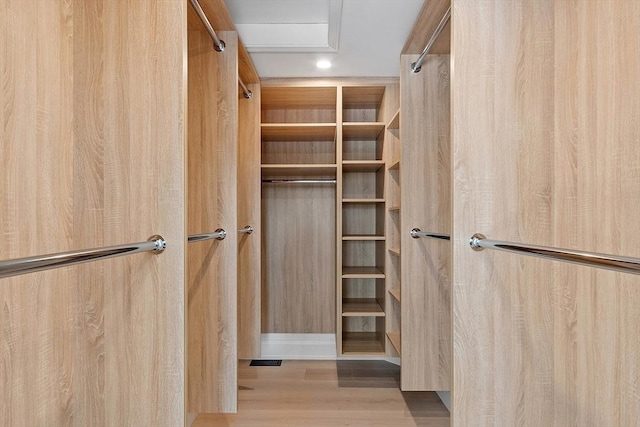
[
  {"xmin": 452, "ymin": 1, "xmax": 640, "ymax": 425},
  {"xmin": 261, "ymin": 184, "xmax": 336, "ymax": 333},
  {"xmin": 400, "ymin": 54, "xmax": 451, "ymax": 391},
  {"xmin": 187, "ymin": 28, "xmax": 238, "ymax": 413},
  {"xmin": 192, "ymin": 360, "xmax": 450, "ymax": 426},
  {"xmin": 186, "ymin": 0, "xmax": 259, "ymax": 84},
  {"xmin": 0, "ymin": 1, "xmax": 187, "ymax": 425},
  {"xmin": 402, "ymin": 0, "xmax": 450, "ymax": 55},
  {"xmin": 238, "ymin": 83, "xmax": 261, "ymax": 360}
]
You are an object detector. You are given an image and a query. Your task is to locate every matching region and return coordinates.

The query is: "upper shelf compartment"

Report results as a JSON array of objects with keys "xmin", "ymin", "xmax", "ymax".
[
  {"xmin": 342, "ymin": 86, "xmax": 386, "ymax": 123},
  {"xmin": 261, "ymin": 86, "xmax": 337, "ymax": 124}
]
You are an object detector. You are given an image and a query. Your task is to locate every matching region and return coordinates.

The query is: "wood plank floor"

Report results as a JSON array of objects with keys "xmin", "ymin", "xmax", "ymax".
[{"xmin": 192, "ymin": 360, "xmax": 450, "ymax": 426}]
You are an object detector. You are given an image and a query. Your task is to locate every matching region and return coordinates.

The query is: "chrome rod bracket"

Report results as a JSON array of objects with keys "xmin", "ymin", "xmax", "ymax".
[
  {"xmin": 214, "ymin": 40, "xmax": 226, "ymax": 52},
  {"xmin": 239, "ymin": 225, "xmax": 254, "ymax": 235},
  {"xmin": 469, "ymin": 233, "xmax": 486, "ymax": 251},
  {"xmin": 410, "ymin": 62, "xmax": 421, "ymax": 73},
  {"xmin": 149, "ymin": 235, "xmax": 168, "ymax": 252},
  {"xmin": 243, "ymin": 89, "xmax": 253, "ymax": 99},
  {"xmin": 214, "ymin": 228, "xmax": 227, "ymax": 240},
  {"xmin": 410, "ymin": 228, "xmax": 451, "ymax": 241},
  {"xmin": 410, "ymin": 228, "xmax": 422, "ymax": 239}
]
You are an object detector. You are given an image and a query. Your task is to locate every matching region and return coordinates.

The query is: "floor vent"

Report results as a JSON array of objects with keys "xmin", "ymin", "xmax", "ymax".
[{"xmin": 250, "ymin": 359, "xmax": 282, "ymax": 367}]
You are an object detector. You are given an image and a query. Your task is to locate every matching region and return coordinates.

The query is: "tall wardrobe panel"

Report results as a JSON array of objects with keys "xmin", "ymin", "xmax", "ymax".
[
  {"xmin": 187, "ymin": 25, "xmax": 238, "ymax": 413},
  {"xmin": 400, "ymin": 54, "xmax": 451, "ymax": 391},
  {"xmin": 0, "ymin": 1, "xmax": 187, "ymax": 425},
  {"xmin": 452, "ymin": 1, "xmax": 640, "ymax": 425},
  {"xmin": 238, "ymin": 83, "xmax": 262, "ymax": 359}
]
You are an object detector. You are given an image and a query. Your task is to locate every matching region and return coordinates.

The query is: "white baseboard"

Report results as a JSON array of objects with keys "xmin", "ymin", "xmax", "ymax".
[{"xmin": 261, "ymin": 333, "xmax": 337, "ymax": 359}]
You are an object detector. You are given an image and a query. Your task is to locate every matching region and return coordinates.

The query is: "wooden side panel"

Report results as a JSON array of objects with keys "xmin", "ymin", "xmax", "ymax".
[
  {"xmin": 452, "ymin": 1, "xmax": 640, "ymax": 425},
  {"xmin": 238, "ymin": 83, "xmax": 261, "ymax": 359},
  {"xmin": 262, "ymin": 184, "xmax": 336, "ymax": 333},
  {"xmin": 400, "ymin": 55, "xmax": 451, "ymax": 391},
  {"xmin": 187, "ymin": 28, "xmax": 238, "ymax": 413},
  {"xmin": 402, "ymin": 0, "xmax": 450, "ymax": 55},
  {"xmin": 0, "ymin": 1, "xmax": 187, "ymax": 425}
]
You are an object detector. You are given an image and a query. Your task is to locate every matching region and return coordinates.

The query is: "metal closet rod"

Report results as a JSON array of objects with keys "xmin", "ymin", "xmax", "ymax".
[
  {"xmin": 469, "ymin": 234, "xmax": 640, "ymax": 275},
  {"xmin": 410, "ymin": 228, "xmax": 450, "ymax": 241},
  {"xmin": 262, "ymin": 179, "xmax": 337, "ymax": 184},
  {"xmin": 188, "ymin": 229, "xmax": 227, "ymax": 242},
  {"xmin": 0, "ymin": 236, "xmax": 167, "ymax": 279},
  {"xmin": 189, "ymin": 0, "xmax": 253, "ymax": 100},
  {"xmin": 411, "ymin": 5, "xmax": 451, "ymax": 73}
]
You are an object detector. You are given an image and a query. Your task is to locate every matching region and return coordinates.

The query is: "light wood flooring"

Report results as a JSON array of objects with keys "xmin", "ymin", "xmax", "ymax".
[{"xmin": 192, "ymin": 360, "xmax": 450, "ymax": 426}]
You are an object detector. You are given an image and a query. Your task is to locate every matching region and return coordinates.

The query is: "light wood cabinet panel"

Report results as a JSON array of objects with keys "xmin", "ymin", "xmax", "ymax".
[
  {"xmin": 0, "ymin": 1, "xmax": 187, "ymax": 425},
  {"xmin": 238, "ymin": 83, "xmax": 261, "ymax": 359},
  {"xmin": 187, "ymin": 27, "xmax": 238, "ymax": 413},
  {"xmin": 400, "ymin": 54, "xmax": 451, "ymax": 391},
  {"xmin": 452, "ymin": 1, "xmax": 640, "ymax": 425}
]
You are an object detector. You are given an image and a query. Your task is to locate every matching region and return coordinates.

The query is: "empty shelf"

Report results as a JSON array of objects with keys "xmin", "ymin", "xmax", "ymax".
[
  {"xmin": 261, "ymin": 164, "xmax": 337, "ymax": 178},
  {"xmin": 342, "ymin": 298, "xmax": 385, "ymax": 317},
  {"xmin": 342, "ymin": 332, "xmax": 386, "ymax": 356},
  {"xmin": 342, "ymin": 160, "xmax": 385, "ymax": 172},
  {"xmin": 342, "ymin": 198, "xmax": 385, "ymax": 203},
  {"xmin": 261, "ymin": 123, "xmax": 336, "ymax": 141},
  {"xmin": 386, "ymin": 332, "xmax": 401, "ymax": 355},
  {"xmin": 342, "ymin": 267, "xmax": 385, "ymax": 278},
  {"xmin": 343, "ymin": 123, "xmax": 385, "ymax": 140},
  {"xmin": 342, "ymin": 235, "xmax": 385, "ymax": 241}
]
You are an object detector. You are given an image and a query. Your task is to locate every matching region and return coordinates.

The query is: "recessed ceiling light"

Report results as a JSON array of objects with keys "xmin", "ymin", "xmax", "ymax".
[{"xmin": 316, "ymin": 60, "xmax": 332, "ymax": 69}]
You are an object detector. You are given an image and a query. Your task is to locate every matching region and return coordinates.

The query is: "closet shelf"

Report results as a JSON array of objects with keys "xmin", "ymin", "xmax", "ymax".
[
  {"xmin": 261, "ymin": 86, "xmax": 337, "ymax": 110},
  {"xmin": 261, "ymin": 123, "xmax": 336, "ymax": 141},
  {"xmin": 388, "ymin": 248, "xmax": 401, "ymax": 256},
  {"xmin": 388, "ymin": 160, "xmax": 400, "ymax": 170},
  {"xmin": 342, "ymin": 235, "xmax": 385, "ymax": 241},
  {"xmin": 261, "ymin": 164, "xmax": 337, "ymax": 178},
  {"xmin": 342, "ymin": 267, "xmax": 385, "ymax": 278},
  {"xmin": 342, "ymin": 298, "xmax": 385, "ymax": 317},
  {"xmin": 342, "ymin": 198, "xmax": 385, "ymax": 204},
  {"xmin": 342, "ymin": 332, "xmax": 386, "ymax": 356},
  {"xmin": 387, "ymin": 109, "xmax": 400, "ymax": 130},
  {"xmin": 386, "ymin": 332, "xmax": 401, "ymax": 355},
  {"xmin": 388, "ymin": 205, "xmax": 400, "ymax": 212},
  {"xmin": 342, "ymin": 160, "xmax": 385, "ymax": 172},
  {"xmin": 389, "ymin": 289, "xmax": 401, "ymax": 302},
  {"xmin": 342, "ymin": 122, "xmax": 385, "ymax": 140}
]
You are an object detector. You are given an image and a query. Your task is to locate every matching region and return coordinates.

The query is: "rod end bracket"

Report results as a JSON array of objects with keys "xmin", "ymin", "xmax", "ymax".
[
  {"xmin": 469, "ymin": 233, "xmax": 486, "ymax": 251},
  {"xmin": 149, "ymin": 235, "xmax": 167, "ymax": 253},
  {"xmin": 214, "ymin": 40, "xmax": 226, "ymax": 52}
]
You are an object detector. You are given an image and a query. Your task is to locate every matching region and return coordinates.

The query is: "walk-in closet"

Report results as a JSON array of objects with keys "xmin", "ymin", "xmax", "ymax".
[{"xmin": 2, "ymin": 0, "xmax": 640, "ymax": 426}]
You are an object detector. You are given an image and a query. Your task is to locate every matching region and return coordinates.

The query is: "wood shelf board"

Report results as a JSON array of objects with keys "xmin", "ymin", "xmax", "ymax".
[
  {"xmin": 261, "ymin": 86, "xmax": 337, "ymax": 109},
  {"xmin": 342, "ymin": 160, "xmax": 385, "ymax": 172},
  {"xmin": 342, "ymin": 123, "xmax": 385, "ymax": 140},
  {"xmin": 388, "ymin": 206, "xmax": 400, "ymax": 212},
  {"xmin": 342, "ymin": 86, "xmax": 386, "ymax": 107},
  {"xmin": 388, "ymin": 160, "xmax": 400, "ymax": 170},
  {"xmin": 342, "ymin": 199, "xmax": 385, "ymax": 204},
  {"xmin": 342, "ymin": 235, "xmax": 385, "ymax": 241},
  {"xmin": 261, "ymin": 164, "xmax": 337, "ymax": 178},
  {"xmin": 386, "ymin": 332, "xmax": 401, "ymax": 355},
  {"xmin": 342, "ymin": 298, "xmax": 385, "ymax": 317},
  {"xmin": 388, "ymin": 248, "xmax": 401, "ymax": 256},
  {"xmin": 389, "ymin": 289, "xmax": 401, "ymax": 302},
  {"xmin": 261, "ymin": 123, "xmax": 336, "ymax": 141},
  {"xmin": 342, "ymin": 267, "xmax": 385, "ymax": 278},
  {"xmin": 341, "ymin": 332, "xmax": 386, "ymax": 355},
  {"xmin": 387, "ymin": 109, "xmax": 400, "ymax": 130}
]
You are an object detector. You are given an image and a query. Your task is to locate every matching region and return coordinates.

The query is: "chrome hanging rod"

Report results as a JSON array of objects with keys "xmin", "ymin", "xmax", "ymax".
[
  {"xmin": 410, "ymin": 228, "xmax": 450, "ymax": 241},
  {"xmin": 238, "ymin": 225, "xmax": 254, "ymax": 235},
  {"xmin": 261, "ymin": 179, "xmax": 337, "ymax": 184},
  {"xmin": 188, "ymin": 229, "xmax": 227, "ymax": 243},
  {"xmin": 189, "ymin": 0, "xmax": 225, "ymax": 52},
  {"xmin": 411, "ymin": 5, "xmax": 451, "ymax": 73},
  {"xmin": 0, "ymin": 236, "xmax": 166, "ymax": 279},
  {"xmin": 469, "ymin": 234, "xmax": 640, "ymax": 275},
  {"xmin": 238, "ymin": 78, "xmax": 253, "ymax": 99}
]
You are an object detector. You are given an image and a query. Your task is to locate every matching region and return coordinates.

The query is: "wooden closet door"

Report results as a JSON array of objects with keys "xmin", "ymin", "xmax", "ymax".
[
  {"xmin": 187, "ymin": 24, "xmax": 239, "ymax": 413},
  {"xmin": 400, "ymin": 55, "xmax": 451, "ymax": 391},
  {"xmin": 0, "ymin": 1, "xmax": 187, "ymax": 425},
  {"xmin": 452, "ymin": 1, "xmax": 640, "ymax": 425}
]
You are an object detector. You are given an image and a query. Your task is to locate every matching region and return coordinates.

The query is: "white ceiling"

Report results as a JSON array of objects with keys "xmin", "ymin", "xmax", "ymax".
[{"xmin": 226, "ymin": 0, "xmax": 424, "ymax": 78}]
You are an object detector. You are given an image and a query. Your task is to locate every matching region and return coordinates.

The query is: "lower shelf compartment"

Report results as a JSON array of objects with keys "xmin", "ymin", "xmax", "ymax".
[{"xmin": 342, "ymin": 332, "xmax": 386, "ymax": 356}]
